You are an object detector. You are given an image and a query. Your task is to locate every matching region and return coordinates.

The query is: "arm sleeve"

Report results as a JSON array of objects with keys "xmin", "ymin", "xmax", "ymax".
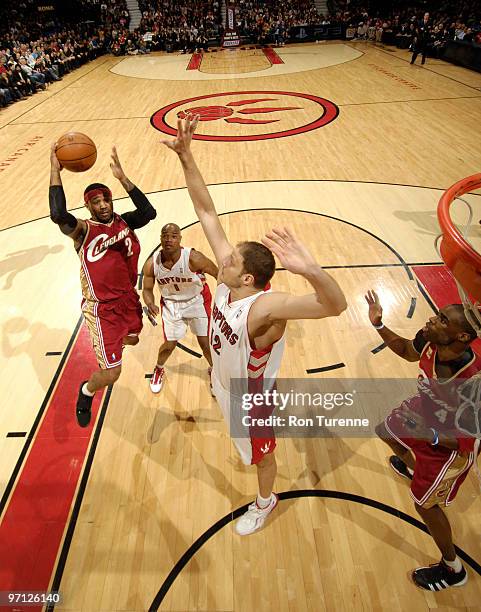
[
  {"xmin": 49, "ymin": 185, "xmax": 78, "ymax": 235},
  {"xmin": 121, "ymin": 186, "xmax": 157, "ymax": 230},
  {"xmin": 412, "ymin": 329, "xmax": 427, "ymax": 354}
]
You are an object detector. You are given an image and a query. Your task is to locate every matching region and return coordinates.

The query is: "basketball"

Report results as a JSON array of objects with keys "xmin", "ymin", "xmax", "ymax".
[{"xmin": 55, "ymin": 132, "xmax": 97, "ymax": 172}]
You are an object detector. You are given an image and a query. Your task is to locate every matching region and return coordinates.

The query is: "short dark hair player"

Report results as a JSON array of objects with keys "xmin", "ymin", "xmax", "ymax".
[{"xmin": 49, "ymin": 144, "xmax": 156, "ymax": 426}]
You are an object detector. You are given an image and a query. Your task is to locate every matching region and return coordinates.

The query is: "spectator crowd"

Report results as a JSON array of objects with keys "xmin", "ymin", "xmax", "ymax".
[
  {"xmin": 133, "ymin": 0, "xmax": 481, "ymax": 52},
  {"xmin": 0, "ymin": 0, "xmax": 109, "ymax": 107},
  {"xmin": 324, "ymin": 0, "xmax": 481, "ymax": 54},
  {"xmin": 1, "ymin": 0, "xmax": 481, "ymax": 108},
  {"xmin": 136, "ymin": 0, "xmax": 220, "ymax": 53},
  {"xmin": 231, "ymin": 0, "xmax": 319, "ymax": 45}
]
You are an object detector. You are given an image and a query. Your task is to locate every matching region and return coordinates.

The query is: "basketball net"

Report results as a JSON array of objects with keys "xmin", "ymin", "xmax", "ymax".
[
  {"xmin": 435, "ymin": 187, "xmax": 481, "ymax": 484},
  {"xmin": 456, "ymin": 377, "xmax": 481, "ymax": 489}
]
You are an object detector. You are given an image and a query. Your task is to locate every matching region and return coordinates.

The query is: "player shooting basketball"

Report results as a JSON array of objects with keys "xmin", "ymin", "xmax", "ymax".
[
  {"xmin": 161, "ymin": 116, "xmax": 347, "ymax": 535},
  {"xmin": 366, "ymin": 290, "xmax": 480, "ymax": 590},
  {"xmin": 49, "ymin": 143, "xmax": 157, "ymax": 427}
]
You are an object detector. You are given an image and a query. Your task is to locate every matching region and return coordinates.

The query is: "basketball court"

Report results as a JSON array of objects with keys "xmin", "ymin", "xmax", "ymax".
[{"xmin": 1, "ymin": 41, "xmax": 481, "ymax": 610}]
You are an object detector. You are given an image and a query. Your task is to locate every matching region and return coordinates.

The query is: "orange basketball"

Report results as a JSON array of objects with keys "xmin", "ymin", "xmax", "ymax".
[{"xmin": 55, "ymin": 132, "xmax": 97, "ymax": 172}]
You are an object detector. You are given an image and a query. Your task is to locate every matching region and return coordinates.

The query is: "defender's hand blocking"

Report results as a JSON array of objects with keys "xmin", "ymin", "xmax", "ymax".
[
  {"xmin": 365, "ymin": 289, "xmax": 383, "ymax": 326},
  {"xmin": 110, "ymin": 146, "xmax": 126, "ymax": 180},
  {"xmin": 262, "ymin": 227, "xmax": 316, "ymax": 275},
  {"xmin": 161, "ymin": 115, "xmax": 200, "ymax": 155}
]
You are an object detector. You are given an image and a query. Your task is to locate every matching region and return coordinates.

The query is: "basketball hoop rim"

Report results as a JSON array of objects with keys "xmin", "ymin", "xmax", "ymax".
[{"xmin": 437, "ymin": 173, "xmax": 481, "ymax": 266}]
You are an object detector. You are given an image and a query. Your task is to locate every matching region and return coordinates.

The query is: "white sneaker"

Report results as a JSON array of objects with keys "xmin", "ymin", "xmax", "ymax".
[
  {"xmin": 150, "ymin": 366, "xmax": 164, "ymax": 393},
  {"xmin": 235, "ymin": 493, "xmax": 278, "ymax": 535}
]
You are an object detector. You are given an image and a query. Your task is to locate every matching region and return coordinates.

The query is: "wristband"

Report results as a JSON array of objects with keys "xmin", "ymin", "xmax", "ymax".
[
  {"xmin": 372, "ymin": 322, "xmax": 384, "ymax": 330},
  {"xmin": 430, "ymin": 428, "xmax": 439, "ymax": 446}
]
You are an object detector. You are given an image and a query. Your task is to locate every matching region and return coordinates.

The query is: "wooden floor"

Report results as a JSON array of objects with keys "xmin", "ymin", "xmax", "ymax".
[{"xmin": 1, "ymin": 41, "xmax": 481, "ymax": 611}]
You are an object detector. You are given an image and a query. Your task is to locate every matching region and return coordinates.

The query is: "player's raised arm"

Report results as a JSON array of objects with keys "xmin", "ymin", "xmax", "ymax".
[
  {"xmin": 258, "ymin": 227, "xmax": 347, "ymax": 321},
  {"xmin": 364, "ymin": 289, "xmax": 420, "ymax": 361},
  {"xmin": 49, "ymin": 142, "xmax": 86, "ymax": 243},
  {"xmin": 111, "ymin": 146, "xmax": 157, "ymax": 229},
  {"xmin": 161, "ymin": 116, "xmax": 233, "ymax": 267},
  {"xmin": 189, "ymin": 249, "xmax": 219, "ymax": 279}
]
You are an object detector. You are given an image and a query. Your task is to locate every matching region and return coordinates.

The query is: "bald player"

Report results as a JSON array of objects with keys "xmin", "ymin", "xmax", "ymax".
[
  {"xmin": 142, "ymin": 223, "xmax": 218, "ymax": 392},
  {"xmin": 367, "ymin": 291, "xmax": 481, "ymax": 590}
]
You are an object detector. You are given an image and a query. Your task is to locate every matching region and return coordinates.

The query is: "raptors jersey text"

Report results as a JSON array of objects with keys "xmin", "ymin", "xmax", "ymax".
[
  {"xmin": 153, "ymin": 246, "xmax": 207, "ymax": 301},
  {"xmin": 210, "ymin": 283, "xmax": 285, "ymax": 393}
]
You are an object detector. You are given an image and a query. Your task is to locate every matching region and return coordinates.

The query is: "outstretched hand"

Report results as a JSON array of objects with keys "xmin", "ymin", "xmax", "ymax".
[
  {"xmin": 262, "ymin": 227, "xmax": 317, "ymax": 275},
  {"xmin": 161, "ymin": 115, "xmax": 199, "ymax": 155},
  {"xmin": 364, "ymin": 289, "xmax": 383, "ymax": 326},
  {"xmin": 110, "ymin": 146, "xmax": 126, "ymax": 180},
  {"xmin": 50, "ymin": 142, "xmax": 62, "ymax": 171}
]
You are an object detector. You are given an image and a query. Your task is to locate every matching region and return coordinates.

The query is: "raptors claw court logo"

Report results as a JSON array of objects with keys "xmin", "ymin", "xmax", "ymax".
[
  {"xmin": 178, "ymin": 98, "xmax": 302, "ymax": 125},
  {"xmin": 150, "ymin": 91, "xmax": 339, "ymax": 142}
]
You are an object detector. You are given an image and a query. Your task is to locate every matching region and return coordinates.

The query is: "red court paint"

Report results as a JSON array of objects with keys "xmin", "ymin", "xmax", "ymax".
[
  {"xmin": 413, "ymin": 264, "xmax": 463, "ymax": 308},
  {"xmin": 187, "ymin": 52, "xmax": 203, "ymax": 70},
  {"xmin": 262, "ymin": 47, "xmax": 284, "ymax": 65},
  {"xmin": 0, "ymin": 324, "xmax": 105, "ymax": 608},
  {"xmin": 413, "ymin": 264, "xmax": 481, "ymax": 354}
]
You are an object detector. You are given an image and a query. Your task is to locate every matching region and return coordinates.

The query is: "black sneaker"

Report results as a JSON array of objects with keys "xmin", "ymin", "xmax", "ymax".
[
  {"xmin": 76, "ymin": 381, "xmax": 93, "ymax": 427},
  {"xmin": 412, "ymin": 559, "xmax": 467, "ymax": 590},
  {"xmin": 389, "ymin": 455, "xmax": 413, "ymax": 480}
]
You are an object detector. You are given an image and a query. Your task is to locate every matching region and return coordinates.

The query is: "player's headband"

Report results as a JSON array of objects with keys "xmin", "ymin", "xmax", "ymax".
[{"xmin": 84, "ymin": 187, "xmax": 112, "ymax": 204}]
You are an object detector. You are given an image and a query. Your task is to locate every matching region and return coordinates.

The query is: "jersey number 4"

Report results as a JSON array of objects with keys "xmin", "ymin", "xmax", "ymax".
[
  {"xmin": 210, "ymin": 329, "xmax": 221, "ymax": 355},
  {"xmin": 434, "ymin": 408, "xmax": 448, "ymax": 424}
]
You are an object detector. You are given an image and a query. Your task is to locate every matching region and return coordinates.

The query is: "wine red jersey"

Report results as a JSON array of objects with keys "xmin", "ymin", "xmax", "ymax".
[
  {"xmin": 79, "ymin": 214, "xmax": 140, "ymax": 302},
  {"xmin": 416, "ymin": 341, "xmax": 481, "ymax": 432}
]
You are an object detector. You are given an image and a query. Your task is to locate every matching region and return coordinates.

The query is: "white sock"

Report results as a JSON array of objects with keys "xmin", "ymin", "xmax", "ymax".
[
  {"xmin": 443, "ymin": 556, "xmax": 463, "ymax": 573},
  {"xmin": 82, "ymin": 383, "xmax": 94, "ymax": 397},
  {"xmin": 256, "ymin": 493, "xmax": 273, "ymax": 509},
  {"xmin": 156, "ymin": 364, "xmax": 164, "ymax": 370}
]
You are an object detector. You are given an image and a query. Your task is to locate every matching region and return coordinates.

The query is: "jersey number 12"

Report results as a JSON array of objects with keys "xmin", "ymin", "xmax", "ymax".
[{"xmin": 210, "ymin": 329, "xmax": 221, "ymax": 355}]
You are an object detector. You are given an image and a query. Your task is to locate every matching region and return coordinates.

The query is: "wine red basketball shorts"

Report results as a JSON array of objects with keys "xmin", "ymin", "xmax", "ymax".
[{"xmin": 82, "ymin": 290, "xmax": 143, "ymax": 368}]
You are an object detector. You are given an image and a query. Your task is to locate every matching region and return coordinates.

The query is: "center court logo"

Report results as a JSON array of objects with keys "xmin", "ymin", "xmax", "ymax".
[{"xmin": 150, "ymin": 90, "xmax": 339, "ymax": 142}]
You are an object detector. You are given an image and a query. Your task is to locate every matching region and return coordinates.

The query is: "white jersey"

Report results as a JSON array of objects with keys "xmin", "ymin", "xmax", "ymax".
[
  {"xmin": 153, "ymin": 247, "xmax": 206, "ymax": 302},
  {"xmin": 210, "ymin": 283, "xmax": 285, "ymax": 394}
]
